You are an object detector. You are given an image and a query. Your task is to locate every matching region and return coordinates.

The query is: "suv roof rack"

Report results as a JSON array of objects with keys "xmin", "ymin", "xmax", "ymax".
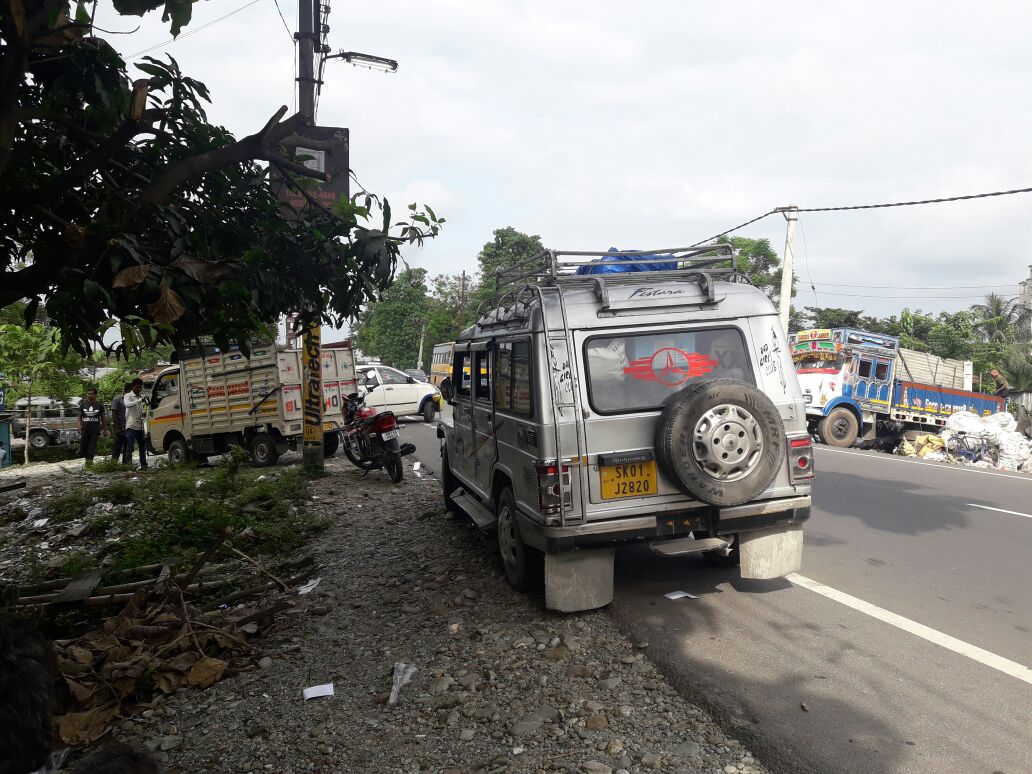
[
  {"xmin": 476, "ymin": 245, "xmax": 747, "ymax": 326},
  {"xmin": 495, "ymin": 245, "xmax": 742, "ymax": 289}
]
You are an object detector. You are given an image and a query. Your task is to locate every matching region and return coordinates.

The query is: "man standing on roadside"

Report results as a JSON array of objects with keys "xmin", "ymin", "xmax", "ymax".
[
  {"xmin": 122, "ymin": 378, "xmax": 148, "ymax": 470},
  {"xmin": 110, "ymin": 382, "xmax": 131, "ymax": 462},
  {"xmin": 77, "ymin": 387, "xmax": 107, "ymax": 466}
]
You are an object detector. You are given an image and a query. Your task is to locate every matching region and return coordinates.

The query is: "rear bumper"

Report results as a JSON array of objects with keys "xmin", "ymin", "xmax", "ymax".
[{"xmin": 522, "ymin": 495, "xmax": 811, "ymax": 553}]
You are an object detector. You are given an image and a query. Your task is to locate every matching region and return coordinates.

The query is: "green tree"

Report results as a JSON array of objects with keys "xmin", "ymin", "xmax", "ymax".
[
  {"xmin": 716, "ymin": 236, "xmax": 788, "ymax": 304},
  {"xmin": 969, "ymin": 294, "xmax": 1031, "ymax": 344},
  {"xmin": 476, "ymin": 227, "xmax": 545, "ymax": 287},
  {"xmin": 354, "ymin": 269, "xmax": 430, "ymax": 369},
  {"xmin": 0, "ymin": 323, "xmax": 66, "ymax": 463},
  {"xmin": 426, "ymin": 272, "xmax": 478, "ymax": 352},
  {"xmin": 0, "ymin": 3, "xmax": 442, "ymax": 357}
]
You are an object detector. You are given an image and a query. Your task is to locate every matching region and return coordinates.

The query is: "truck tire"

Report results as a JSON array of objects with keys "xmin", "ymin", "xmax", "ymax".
[
  {"xmin": 166, "ymin": 438, "xmax": 189, "ymax": 465},
  {"xmin": 421, "ymin": 399, "xmax": 435, "ymax": 423},
  {"xmin": 496, "ymin": 487, "xmax": 542, "ymax": 591},
  {"xmin": 249, "ymin": 433, "xmax": 279, "ymax": 467},
  {"xmin": 655, "ymin": 378, "xmax": 786, "ymax": 507},
  {"xmin": 29, "ymin": 430, "xmax": 50, "ymax": 449},
  {"xmin": 818, "ymin": 408, "xmax": 859, "ymax": 448},
  {"xmin": 323, "ymin": 431, "xmax": 340, "ymax": 458}
]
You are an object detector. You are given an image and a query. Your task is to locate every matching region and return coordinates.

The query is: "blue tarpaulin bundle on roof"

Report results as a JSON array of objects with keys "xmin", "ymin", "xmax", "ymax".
[{"xmin": 574, "ymin": 247, "xmax": 679, "ymax": 275}]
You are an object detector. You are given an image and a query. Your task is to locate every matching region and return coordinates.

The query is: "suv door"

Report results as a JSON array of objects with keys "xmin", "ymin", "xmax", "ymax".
[
  {"xmin": 471, "ymin": 344, "xmax": 495, "ymax": 495},
  {"xmin": 449, "ymin": 346, "xmax": 478, "ymax": 490}
]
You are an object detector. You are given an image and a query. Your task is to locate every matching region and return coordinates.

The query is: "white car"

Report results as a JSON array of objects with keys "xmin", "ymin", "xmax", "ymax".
[{"xmin": 359, "ymin": 365, "xmax": 441, "ymax": 422}]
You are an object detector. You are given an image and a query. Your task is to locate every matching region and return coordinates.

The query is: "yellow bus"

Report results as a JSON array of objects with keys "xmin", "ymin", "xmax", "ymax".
[{"xmin": 430, "ymin": 341, "xmax": 455, "ymax": 395}]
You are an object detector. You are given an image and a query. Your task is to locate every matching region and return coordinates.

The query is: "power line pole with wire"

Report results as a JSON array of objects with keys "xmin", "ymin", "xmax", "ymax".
[
  {"xmin": 296, "ymin": 0, "xmax": 323, "ymax": 472},
  {"xmin": 775, "ymin": 205, "xmax": 798, "ymax": 333}
]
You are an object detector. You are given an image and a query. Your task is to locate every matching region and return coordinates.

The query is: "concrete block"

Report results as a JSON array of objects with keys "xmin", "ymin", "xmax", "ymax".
[
  {"xmin": 544, "ymin": 548, "xmax": 615, "ymax": 612},
  {"xmin": 740, "ymin": 523, "xmax": 803, "ymax": 579}
]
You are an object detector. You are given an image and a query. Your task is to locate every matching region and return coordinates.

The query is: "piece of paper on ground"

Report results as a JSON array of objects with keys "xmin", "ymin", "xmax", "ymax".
[
  {"xmin": 664, "ymin": 591, "xmax": 698, "ymax": 600},
  {"xmin": 302, "ymin": 683, "xmax": 334, "ymax": 700}
]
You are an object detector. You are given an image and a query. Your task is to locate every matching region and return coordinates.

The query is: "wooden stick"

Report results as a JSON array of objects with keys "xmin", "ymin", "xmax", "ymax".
[{"xmin": 224, "ymin": 545, "xmax": 290, "ymax": 592}]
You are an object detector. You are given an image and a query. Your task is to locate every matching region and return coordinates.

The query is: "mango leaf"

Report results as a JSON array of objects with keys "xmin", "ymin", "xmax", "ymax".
[
  {"xmin": 171, "ymin": 255, "xmax": 232, "ymax": 283},
  {"xmin": 147, "ymin": 283, "xmax": 186, "ymax": 324},
  {"xmin": 113, "ymin": 265, "xmax": 150, "ymax": 288},
  {"xmin": 57, "ymin": 704, "xmax": 119, "ymax": 745},
  {"xmin": 187, "ymin": 656, "xmax": 227, "ymax": 688}
]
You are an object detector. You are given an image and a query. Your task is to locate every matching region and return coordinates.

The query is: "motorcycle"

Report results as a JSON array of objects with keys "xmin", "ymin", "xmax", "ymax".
[{"xmin": 342, "ymin": 390, "xmax": 415, "ymax": 482}]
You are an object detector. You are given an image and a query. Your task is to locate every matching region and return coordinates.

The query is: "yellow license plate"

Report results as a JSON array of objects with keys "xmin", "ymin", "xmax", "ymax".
[
  {"xmin": 322, "ymin": 422, "xmax": 338, "ymax": 431},
  {"xmin": 600, "ymin": 460, "xmax": 658, "ymax": 500}
]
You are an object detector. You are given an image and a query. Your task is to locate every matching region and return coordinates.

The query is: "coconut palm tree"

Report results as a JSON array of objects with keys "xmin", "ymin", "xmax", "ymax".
[{"xmin": 969, "ymin": 294, "xmax": 1032, "ymax": 343}]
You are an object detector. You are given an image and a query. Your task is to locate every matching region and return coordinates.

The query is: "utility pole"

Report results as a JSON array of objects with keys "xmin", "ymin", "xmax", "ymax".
[
  {"xmin": 415, "ymin": 319, "xmax": 428, "ymax": 372},
  {"xmin": 776, "ymin": 205, "xmax": 798, "ymax": 333},
  {"xmin": 297, "ymin": 0, "xmax": 322, "ymax": 472},
  {"xmin": 458, "ymin": 271, "xmax": 467, "ymax": 321}
]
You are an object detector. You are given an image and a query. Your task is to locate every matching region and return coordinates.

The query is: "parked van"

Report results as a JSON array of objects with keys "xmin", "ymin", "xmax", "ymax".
[
  {"xmin": 11, "ymin": 397, "xmax": 82, "ymax": 448},
  {"xmin": 438, "ymin": 246, "xmax": 814, "ymax": 611}
]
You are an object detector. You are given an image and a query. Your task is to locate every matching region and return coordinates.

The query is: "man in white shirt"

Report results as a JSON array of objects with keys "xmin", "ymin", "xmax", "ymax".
[{"xmin": 122, "ymin": 378, "xmax": 149, "ymax": 469}]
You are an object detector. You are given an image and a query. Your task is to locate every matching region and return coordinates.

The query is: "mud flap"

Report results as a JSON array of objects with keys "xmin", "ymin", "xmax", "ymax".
[
  {"xmin": 544, "ymin": 548, "xmax": 615, "ymax": 612},
  {"xmin": 739, "ymin": 523, "xmax": 804, "ymax": 580}
]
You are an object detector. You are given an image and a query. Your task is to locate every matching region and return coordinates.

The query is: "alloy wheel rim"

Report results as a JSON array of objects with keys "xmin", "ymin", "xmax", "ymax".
[{"xmin": 692, "ymin": 404, "xmax": 763, "ymax": 482}]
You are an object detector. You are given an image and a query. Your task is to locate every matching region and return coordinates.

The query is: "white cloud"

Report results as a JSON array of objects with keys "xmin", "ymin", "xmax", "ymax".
[{"xmin": 94, "ymin": 0, "xmax": 1032, "ymax": 318}]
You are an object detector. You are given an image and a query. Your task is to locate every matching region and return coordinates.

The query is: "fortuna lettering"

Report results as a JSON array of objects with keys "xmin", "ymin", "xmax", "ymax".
[{"xmin": 628, "ymin": 287, "xmax": 685, "ymax": 298}]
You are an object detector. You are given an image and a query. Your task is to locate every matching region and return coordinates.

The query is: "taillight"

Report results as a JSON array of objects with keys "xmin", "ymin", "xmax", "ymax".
[
  {"xmin": 373, "ymin": 415, "xmax": 396, "ymax": 433},
  {"xmin": 788, "ymin": 435, "xmax": 814, "ymax": 483},
  {"xmin": 535, "ymin": 462, "xmax": 573, "ymax": 514}
]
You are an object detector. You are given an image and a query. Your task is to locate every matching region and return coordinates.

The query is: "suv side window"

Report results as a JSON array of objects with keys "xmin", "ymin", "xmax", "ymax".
[
  {"xmin": 453, "ymin": 351, "xmax": 471, "ymax": 398},
  {"xmin": 474, "ymin": 349, "xmax": 491, "ymax": 402},
  {"xmin": 494, "ymin": 340, "xmax": 533, "ymax": 416},
  {"xmin": 379, "ymin": 368, "xmax": 408, "ymax": 385}
]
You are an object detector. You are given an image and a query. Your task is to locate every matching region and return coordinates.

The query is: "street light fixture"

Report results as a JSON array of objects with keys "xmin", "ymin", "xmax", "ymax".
[{"xmin": 326, "ymin": 50, "xmax": 399, "ymax": 73}]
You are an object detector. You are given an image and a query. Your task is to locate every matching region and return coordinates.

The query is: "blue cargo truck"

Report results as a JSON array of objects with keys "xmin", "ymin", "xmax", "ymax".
[{"xmin": 789, "ymin": 328, "xmax": 1004, "ymax": 447}]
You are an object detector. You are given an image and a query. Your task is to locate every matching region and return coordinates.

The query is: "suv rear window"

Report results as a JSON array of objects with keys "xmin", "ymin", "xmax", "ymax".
[{"xmin": 585, "ymin": 327, "xmax": 754, "ymax": 413}]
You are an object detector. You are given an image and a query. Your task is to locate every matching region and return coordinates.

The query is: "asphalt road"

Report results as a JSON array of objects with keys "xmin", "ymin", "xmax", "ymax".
[{"xmin": 400, "ymin": 414, "xmax": 1032, "ymax": 774}]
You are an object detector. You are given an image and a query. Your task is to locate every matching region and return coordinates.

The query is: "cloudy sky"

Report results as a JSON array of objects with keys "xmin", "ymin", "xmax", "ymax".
[{"xmin": 98, "ymin": 0, "xmax": 1032, "ymax": 322}]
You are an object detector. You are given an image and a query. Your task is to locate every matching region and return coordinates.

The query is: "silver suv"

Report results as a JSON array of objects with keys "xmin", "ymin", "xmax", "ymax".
[{"xmin": 438, "ymin": 246, "xmax": 814, "ymax": 611}]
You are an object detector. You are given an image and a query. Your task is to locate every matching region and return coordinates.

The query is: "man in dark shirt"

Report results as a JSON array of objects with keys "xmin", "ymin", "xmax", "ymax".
[
  {"xmin": 77, "ymin": 388, "xmax": 107, "ymax": 465},
  {"xmin": 110, "ymin": 382, "xmax": 131, "ymax": 462}
]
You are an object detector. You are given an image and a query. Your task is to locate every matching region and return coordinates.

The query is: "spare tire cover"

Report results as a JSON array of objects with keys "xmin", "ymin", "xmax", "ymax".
[{"xmin": 655, "ymin": 378, "xmax": 786, "ymax": 507}]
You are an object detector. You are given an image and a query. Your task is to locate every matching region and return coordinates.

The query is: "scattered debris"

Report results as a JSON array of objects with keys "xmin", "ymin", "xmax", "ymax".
[
  {"xmin": 297, "ymin": 577, "xmax": 321, "ymax": 595},
  {"xmin": 302, "ymin": 683, "xmax": 335, "ymax": 701},
  {"xmin": 664, "ymin": 591, "xmax": 698, "ymax": 600},
  {"xmin": 388, "ymin": 662, "xmax": 417, "ymax": 705}
]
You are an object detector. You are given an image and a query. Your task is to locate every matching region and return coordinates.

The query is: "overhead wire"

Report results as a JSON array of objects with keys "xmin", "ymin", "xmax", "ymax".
[{"xmin": 127, "ymin": 0, "xmax": 264, "ymax": 58}]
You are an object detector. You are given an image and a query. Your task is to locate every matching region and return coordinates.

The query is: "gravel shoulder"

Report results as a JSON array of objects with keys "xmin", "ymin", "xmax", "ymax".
[{"xmin": 84, "ymin": 450, "xmax": 768, "ymax": 774}]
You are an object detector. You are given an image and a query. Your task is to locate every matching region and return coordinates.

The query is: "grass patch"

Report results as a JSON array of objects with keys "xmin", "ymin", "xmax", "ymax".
[
  {"xmin": 45, "ymin": 491, "xmax": 94, "ymax": 525},
  {"xmin": 87, "ymin": 459, "xmax": 128, "ymax": 474},
  {"xmin": 98, "ymin": 481, "xmax": 134, "ymax": 505},
  {"xmin": 60, "ymin": 550, "xmax": 98, "ymax": 576},
  {"xmin": 99, "ymin": 454, "xmax": 323, "ymax": 573}
]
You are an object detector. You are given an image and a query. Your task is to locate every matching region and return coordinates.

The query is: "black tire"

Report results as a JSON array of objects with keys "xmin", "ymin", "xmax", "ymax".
[
  {"xmin": 323, "ymin": 431, "xmax": 340, "ymax": 458},
  {"xmin": 343, "ymin": 435, "xmax": 377, "ymax": 470},
  {"xmin": 248, "ymin": 432, "xmax": 279, "ymax": 467},
  {"xmin": 655, "ymin": 378, "xmax": 786, "ymax": 507},
  {"xmin": 496, "ymin": 487, "xmax": 541, "ymax": 591},
  {"xmin": 421, "ymin": 399, "xmax": 435, "ymax": 423},
  {"xmin": 29, "ymin": 430, "xmax": 50, "ymax": 449},
  {"xmin": 384, "ymin": 451, "xmax": 403, "ymax": 483},
  {"xmin": 441, "ymin": 450, "xmax": 460, "ymax": 512},
  {"xmin": 166, "ymin": 438, "xmax": 189, "ymax": 465},
  {"xmin": 818, "ymin": 408, "xmax": 859, "ymax": 448}
]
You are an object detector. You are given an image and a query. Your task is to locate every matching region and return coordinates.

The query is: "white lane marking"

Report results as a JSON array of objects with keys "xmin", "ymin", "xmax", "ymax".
[
  {"xmin": 967, "ymin": 503, "xmax": 1032, "ymax": 520},
  {"xmin": 786, "ymin": 573, "xmax": 1032, "ymax": 686},
  {"xmin": 816, "ymin": 446, "xmax": 1032, "ymax": 481}
]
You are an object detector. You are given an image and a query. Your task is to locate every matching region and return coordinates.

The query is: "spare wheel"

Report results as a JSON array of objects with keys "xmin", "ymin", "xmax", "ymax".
[{"xmin": 655, "ymin": 378, "xmax": 786, "ymax": 507}]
